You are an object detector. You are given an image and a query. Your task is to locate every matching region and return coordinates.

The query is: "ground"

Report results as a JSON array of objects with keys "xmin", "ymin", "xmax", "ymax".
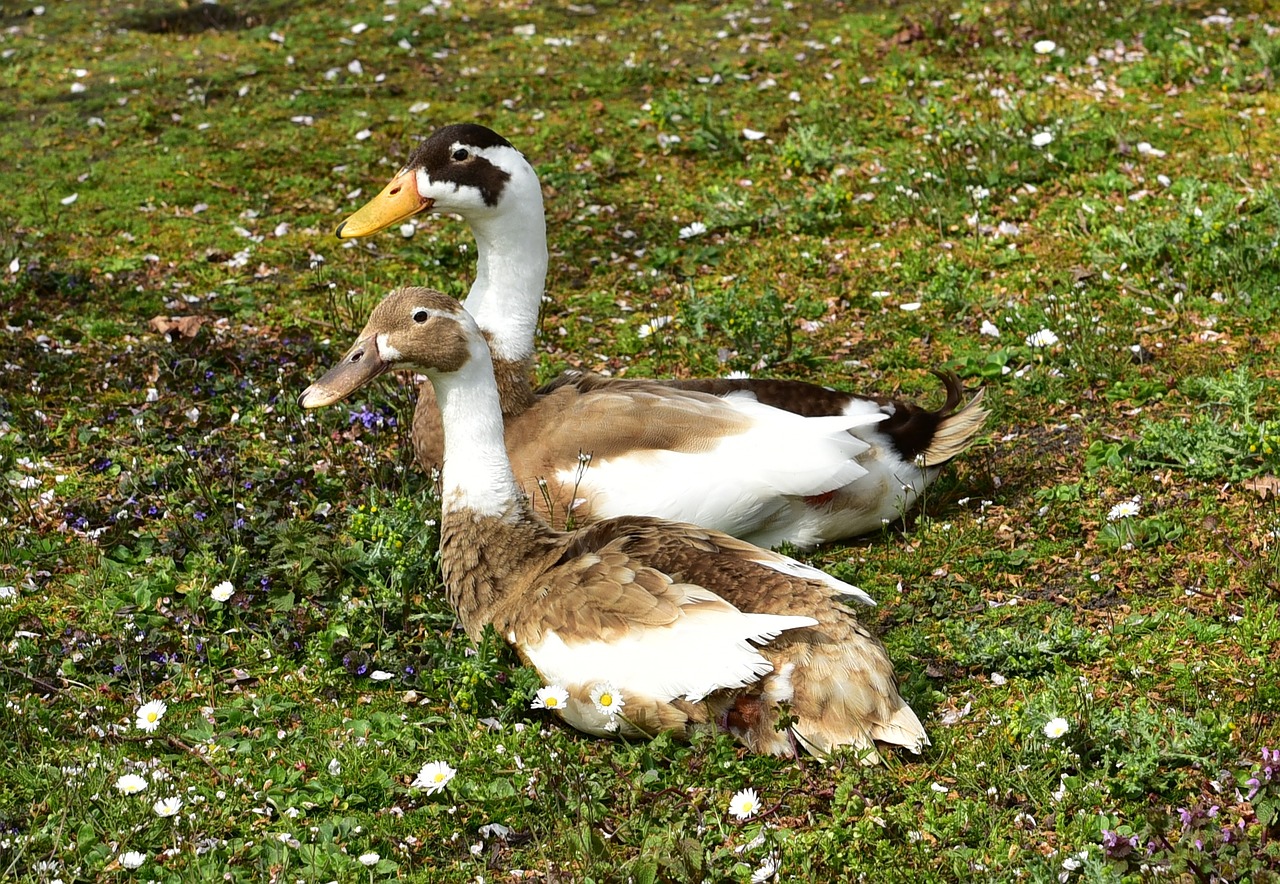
[{"xmin": 1, "ymin": 0, "xmax": 1279, "ymax": 881}]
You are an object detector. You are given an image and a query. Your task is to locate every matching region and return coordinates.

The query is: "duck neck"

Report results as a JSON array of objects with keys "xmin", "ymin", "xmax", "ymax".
[
  {"xmin": 432, "ymin": 346, "xmax": 554, "ymax": 634},
  {"xmin": 460, "ymin": 180, "xmax": 547, "ymax": 366}
]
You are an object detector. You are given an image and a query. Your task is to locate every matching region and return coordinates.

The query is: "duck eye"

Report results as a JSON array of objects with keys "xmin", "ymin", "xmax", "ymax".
[
  {"xmin": 452, "ymin": 148, "xmax": 469, "ymax": 161},
  {"xmin": 412, "ymin": 310, "xmax": 429, "ymax": 323}
]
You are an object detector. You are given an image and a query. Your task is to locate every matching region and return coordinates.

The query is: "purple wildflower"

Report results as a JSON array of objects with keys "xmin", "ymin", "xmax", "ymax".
[{"xmin": 1101, "ymin": 830, "xmax": 1138, "ymax": 859}]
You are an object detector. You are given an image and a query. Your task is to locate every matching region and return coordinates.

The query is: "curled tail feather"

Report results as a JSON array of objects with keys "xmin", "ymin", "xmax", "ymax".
[{"xmin": 919, "ymin": 378, "xmax": 988, "ymax": 467}]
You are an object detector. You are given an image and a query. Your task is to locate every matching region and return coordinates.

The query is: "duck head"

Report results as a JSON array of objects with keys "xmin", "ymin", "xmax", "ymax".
[
  {"xmin": 299, "ymin": 287, "xmax": 476, "ymax": 408},
  {"xmin": 335, "ymin": 123, "xmax": 536, "ymax": 238}
]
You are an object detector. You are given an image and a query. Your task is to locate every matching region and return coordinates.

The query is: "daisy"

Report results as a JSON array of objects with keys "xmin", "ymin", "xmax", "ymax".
[
  {"xmin": 1033, "ymin": 39, "xmax": 1057, "ymax": 54},
  {"xmin": 210, "ymin": 581, "xmax": 234, "ymax": 602},
  {"xmin": 979, "ymin": 320, "xmax": 1001, "ymax": 338},
  {"xmin": 531, "ymin": 685, "xmax": 569, "ymax": 711},
  {"xmin": 1024, "ymin": 328, "xmax": 1059, "ymax": 348},
  {"xmin": 153, "ymin": 796, "xmax": 182, "ymax": 818},
  {"xmin": 678, "ymin": 221, "xmax": 707, "ymax": 240},
  {"xmin": 1043, "ymin": 717, "xmax": 1070, "ymax": 740},
  {"xmin": 135, "ymin": 699, "xmax": 167, "ymax": 733},
  {"xmin": 118, "ymin": 851, "xmax": 146, "ymax": 869},
  {"xmin": 1108, "ymin": 497, "xmax": 1141, "ymax": 520},
  {"xmin": 751, "ymin": 855, "xmax": 779, "ymax": 883},
  {"xmin": 115, "ymin": 774, "xmax": 147, "ymax": 795},
  {"xmin": 359, "ymin": 852, "xmax": 380, "ymax": 866},
  {"xmin": 411, "ymin": 760, "xmax": 456, "ymax": 794},
  {"xmin": 1031, "ymin": 131, "xmax": 1054, "ymax": 148},
  {"xmin": 729, "ymin": 787, "xmax": 761, "ymax": 820},
  {"xmin": 636, "ymin": 316, "xmax": 673, "ymax": 339},
  {"xmin": 589, "ymin": 683, "xmax": 625, "ymax": 717}
]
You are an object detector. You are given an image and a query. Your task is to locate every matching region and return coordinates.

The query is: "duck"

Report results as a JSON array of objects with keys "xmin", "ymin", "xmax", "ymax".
[
  {"xmin": 335, "ymin": 122, "xmax": 988, "ymax": 547},
  {"xmin": 300, "ymin": 287, "xmax": 928, "ymax": 761}
]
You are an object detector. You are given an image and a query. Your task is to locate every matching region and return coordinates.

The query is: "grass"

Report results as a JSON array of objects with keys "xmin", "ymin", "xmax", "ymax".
[{"xmin": 3, "ymin": 0, "xmax": 1280, "ymax": 880}]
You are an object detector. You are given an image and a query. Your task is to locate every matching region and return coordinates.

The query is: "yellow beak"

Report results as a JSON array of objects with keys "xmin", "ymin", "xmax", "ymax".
[{"xmin": 335, "ymin": 169, "xmax": 435, "ymax": 238}]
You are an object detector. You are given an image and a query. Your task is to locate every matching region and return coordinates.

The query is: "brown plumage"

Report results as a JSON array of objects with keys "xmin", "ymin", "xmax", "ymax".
[
  {"xmin": 301, "ymin": 287, "xmax": 929, "ymax": 761},
  {"xmin": 336, "ymin": 122, "xmax": 988, "ymax": 547}
]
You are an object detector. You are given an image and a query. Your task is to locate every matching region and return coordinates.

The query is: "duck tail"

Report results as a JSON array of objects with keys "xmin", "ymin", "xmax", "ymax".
[
  {"xmin": 868, "ymin": 702, "xmax": 930, "ymax": 756},
  {"xmin": 791, "ymin": 695, "xmax": 928, "ymax": 764},
  {"xmin": 918, "ymin": 373, "xmax": 988, "ymax": 466},
  {"xmin": 880, "ymin": 371, "xmax": 988, "ymax": 467}
]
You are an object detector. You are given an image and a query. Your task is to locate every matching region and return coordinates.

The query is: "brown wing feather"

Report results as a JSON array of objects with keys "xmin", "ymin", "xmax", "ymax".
[
  {"xmin": 552, "ymin": 516, "xmax": 927, "ymax": 760},
  {"xmin": 493, "ymin": 540, "xmax": 748, "ymax": 649}
]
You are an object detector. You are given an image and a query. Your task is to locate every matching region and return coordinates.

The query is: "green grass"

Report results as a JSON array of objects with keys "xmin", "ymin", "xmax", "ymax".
[{"xmin": 3, "ymin": 0, "xmax": 1280, "ymax": 880}]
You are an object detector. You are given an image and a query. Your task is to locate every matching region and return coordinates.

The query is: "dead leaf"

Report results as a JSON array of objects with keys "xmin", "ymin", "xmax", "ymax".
[
  {"xmin": 1244, "ymin": 475, "xmax": 1280, "ymax": 499},
  {"xmin": 148, "ymin": 315, "xmax": 208, "ymax": 342},
  {"xmin": 889, "ymin": 20, "xmax": 926, "ymax": 45}
]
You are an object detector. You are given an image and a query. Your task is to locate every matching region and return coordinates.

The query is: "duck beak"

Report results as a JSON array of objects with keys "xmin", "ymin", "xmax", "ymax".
[
  {"xmin": 299, "ymin": 337, "xmax": 391, "ymax": 408},
  {"xmin": 335, "ymin": 169, "xmax": 435, "ymax": 238}
]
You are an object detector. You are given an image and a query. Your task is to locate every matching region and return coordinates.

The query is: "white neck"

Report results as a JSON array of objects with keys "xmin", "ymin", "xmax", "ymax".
[
  {"xmin": 458, "ymin": 157, "xmax": 547, "ymax": 364},
  {"xmin": 432, "ymin": 338, "xmax": 526, "ymax": 519}
]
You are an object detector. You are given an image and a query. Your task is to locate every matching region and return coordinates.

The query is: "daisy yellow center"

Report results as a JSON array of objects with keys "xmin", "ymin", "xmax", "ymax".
[
  {"xmin": 432, "ymin": 773, "xmax": 446, "ymax": 782},
  {"xmin": 546, "ymin": 697, "xmax": 559, "ymax": 707},
  {"xmin": 146, "ymin": 713, "xmax": 158, "ymax": 722},
  {"xmin": 599, "ymin": 693, "xmax": 613, "ymax": 707}
]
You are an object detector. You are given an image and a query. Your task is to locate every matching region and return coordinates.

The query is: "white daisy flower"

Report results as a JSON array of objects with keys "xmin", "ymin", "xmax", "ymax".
[
  {"xmin": 589, "ymin": 683, "xmax": 625, "ymax": 717},
  {"xmin": 751, "ymin": 855, "xmax": 779, "ymax": 883},
  {"xmin": 1043, "ymin": 717, "xmax": 1070, "ymax": 740},
  {"xmin": 115, "ymin": 774, "xmax": 147, "ymax": 795},
  {"xmin": 979, "ymin": 320, "xmax": 1001, "ymax": 337},
  {"xmin": 135, "ymin": 699, "xmax": 167, "ymax": 732},
  {"xmin": 118, "ymin": 851, "xmax": 146, "ymax": 869},
  {"xmin": 531, "ymin": 685, "xmax": 569, "ymax": 710},
  {"xmin": 1033, "ymin": 40, "xmax": 1057, "ymax": 54},
  {"xmin": 728, "ymin": 787, "xmax": 761, "ymax": 820},
  {"xmin": 153, "ymin": 796, "xmax": 182, "ymax": 818},
  {"xmin": 358, "ymin": 852, "xmax": 380, "ymax": 866},
  {"xmin": 1031, "ymin": 131, "xmax": 1054, "ymax": 148},
  {"xmin": 210, "ymin": 581, "xmax": 234, "ymax": 602},
  {"xmin": 411, "ymin": 760, "xmax": 456, "ymax": 794},
  {"xmin": 1107, "ymin": 497, "xmax": 1141, "ymax": 520},
  {"xmin": 636, "ymin": 316, "xmax": 673, "ymax": 339},
  {"xmin": 1024, "ymin": 328, "xmax": 1059, "ymax": 348},
  {"xmin": 678, "ymin": 221, "xmax": 707, "ymax": 240}
]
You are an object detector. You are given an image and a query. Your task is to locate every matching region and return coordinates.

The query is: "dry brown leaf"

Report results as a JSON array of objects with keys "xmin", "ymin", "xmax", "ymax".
[
  {"xmin": 148, "ymin": 315, "xmax": 208, "ymax": 341},
  {"xmin": 1243, "ymin": 475, "xmax": 1280, "ymax": 499}
]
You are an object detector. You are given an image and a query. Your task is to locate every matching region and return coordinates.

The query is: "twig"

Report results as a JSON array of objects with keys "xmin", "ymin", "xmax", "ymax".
[
  {"xmin": 1, "ymin": 665, "xmax": 62, "ymax": 695},
  {"xmin": 104, "ymin": 732, "xmax": 228, "ymax": 783}
]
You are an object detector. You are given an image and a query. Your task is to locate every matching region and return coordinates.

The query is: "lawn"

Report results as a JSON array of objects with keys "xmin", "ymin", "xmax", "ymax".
[{"xmin": 2, "ymin": 0, "xmax": 1279, "ymax": 881}]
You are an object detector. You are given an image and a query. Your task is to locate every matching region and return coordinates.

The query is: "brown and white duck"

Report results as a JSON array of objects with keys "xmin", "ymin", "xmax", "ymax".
[
  {"xmin": 336, "ymin": 123, "xmax": 987, "ymax": 547},
  {"xmin": 300, "ymin": 287, "xmax": 928, "ymax": 761}
]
